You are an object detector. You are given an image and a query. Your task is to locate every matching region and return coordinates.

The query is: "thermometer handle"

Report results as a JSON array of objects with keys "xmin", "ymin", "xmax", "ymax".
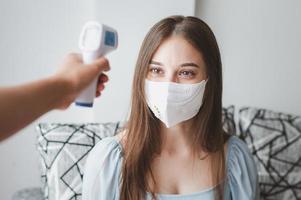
[{"xmin": 75, "ymin": 52, "xmax": 102, "ymax": 107}]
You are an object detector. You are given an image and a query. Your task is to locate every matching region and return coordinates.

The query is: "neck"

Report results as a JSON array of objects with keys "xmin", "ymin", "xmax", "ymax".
[{"xmin": 159, "ymin": 120, "xmax": 194, "ymax": 155}]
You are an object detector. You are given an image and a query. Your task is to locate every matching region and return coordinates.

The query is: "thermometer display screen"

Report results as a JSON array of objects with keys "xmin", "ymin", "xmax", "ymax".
[{"xmin": 104, "ymin": 31, "xmax": 115, "ymax": 47}]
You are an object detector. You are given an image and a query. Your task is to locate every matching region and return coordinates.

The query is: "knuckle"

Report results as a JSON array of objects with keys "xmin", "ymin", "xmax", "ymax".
[
  {"xmin": 66, "ymin": 53, "xmax": 79, "ymax": 61},
  {"xmin": 100, "ymin": 57, "xmax": 109, "ymax": 66}
]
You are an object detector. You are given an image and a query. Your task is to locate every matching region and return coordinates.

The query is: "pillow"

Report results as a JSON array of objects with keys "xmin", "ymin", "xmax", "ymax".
[
  {"xmin": 238, "ymin": 107, "xmax": 301, "ymax": 200},
  {"xmin": 12, "ymin": 187, "xmax": 44, "ymax": 200},
  {"xmin": 36, "ymin": 107, "xmax": 235, "ymax": 200},
  {"xmin": 36, "ymin": 122, "xmax": 124, "ymax": 200},
  {"xmin": 222, "ymin": 105, "xmax": 236, "ymax": 135}
]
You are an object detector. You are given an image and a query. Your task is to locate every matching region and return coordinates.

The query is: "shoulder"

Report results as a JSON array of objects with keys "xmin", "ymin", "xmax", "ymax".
[
  {"xmin": 226, "ymin": 136, "xmax": 259, "ymax": 199},
  {"xmin": 84, "ymin": 136, "xmax": 124, "ymax": 174},
  {"xmin": 226, "ymin": 136, "xmax": 254, "ymax": 161},
  {"xmin": 82, "ymin": 136, "xmax": 123, "ymax": 200},
  {"xmin": 226, "ymin": 136, "xmax": 256, "ymax": 169},
  {"xmin": 226, "ymin": 136, "xmax": 256, "ymax": 173},
  {"xmin": 114, "ymin": 129, "xmax": 127, "ymax": 151},
  {"xmin": 90, "ymin": 136, "xmax": 123, "ymax": 157}
]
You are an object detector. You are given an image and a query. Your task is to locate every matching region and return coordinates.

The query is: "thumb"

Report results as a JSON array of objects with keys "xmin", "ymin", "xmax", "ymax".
[
  {"xmin": 77, "ymin": 57, "xmax": 110, "ymax": 89},
  {"xmin": 88, "ymin": 57, "xmax": 110, "ymax": 73}
]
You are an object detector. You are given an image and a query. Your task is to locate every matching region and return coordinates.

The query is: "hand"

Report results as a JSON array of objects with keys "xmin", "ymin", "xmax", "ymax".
[{"xmin": 53, "ymin": 53, "xmax": 110, "ymax": 109}]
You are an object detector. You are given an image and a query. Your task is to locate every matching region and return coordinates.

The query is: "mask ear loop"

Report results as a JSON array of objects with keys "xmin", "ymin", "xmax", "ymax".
[
  {"xmin": 199, "ymin": 153, "xmax": 209, "ymax": 160},
  {"xmin": 205, "ymin": 77, "xmax": 209, "ymax": 84}
]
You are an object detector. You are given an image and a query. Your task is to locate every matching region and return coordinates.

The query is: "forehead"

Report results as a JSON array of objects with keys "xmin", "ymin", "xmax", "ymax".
[{"xmin": 151, "ymin": 36, "xmax": 205, "ymax": 66}]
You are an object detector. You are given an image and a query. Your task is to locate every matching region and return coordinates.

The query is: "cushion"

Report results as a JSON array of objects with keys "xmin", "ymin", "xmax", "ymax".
[
  {"xmin": 222, "ymin": 105, "xmax": 236, "ymax": 135},
  {"xmin": 36, "ymin": 122, "xmax": 124, "ymax": 200},
  {"xmin": 238, "ymin": 107, "xmax": 301, "ymax": 200},
  {"xmin": 36, "ymin": 107, "xmax": 235, "ymax": 200},
  {"xmin": 12, "ymin": 187, "xmax": 44, "ymax": 200}
]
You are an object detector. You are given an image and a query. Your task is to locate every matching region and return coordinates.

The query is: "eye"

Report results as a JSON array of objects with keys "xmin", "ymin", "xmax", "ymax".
[
  {"xmin": 179, "ymin": 70, "xmax": 196, "ymax": 78},
  {"xmin": 149, "ymin": 66, "xmax": 164, "ymax": 75}
]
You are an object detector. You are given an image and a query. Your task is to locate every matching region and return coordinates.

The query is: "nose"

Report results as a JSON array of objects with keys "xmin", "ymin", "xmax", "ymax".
[{"xmin": 164, "ymin": 70, "xmax": 178, "ymax": 83}]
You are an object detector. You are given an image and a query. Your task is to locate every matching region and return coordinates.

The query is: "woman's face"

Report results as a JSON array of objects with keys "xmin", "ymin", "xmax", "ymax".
[{"xmin": 147, "ymin": 36, "xmax": 207, "ymax": 84}]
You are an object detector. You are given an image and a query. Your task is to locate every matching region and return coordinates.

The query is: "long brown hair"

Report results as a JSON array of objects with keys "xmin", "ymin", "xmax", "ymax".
[{"xmin": 120, "ymin": 15, "xmax": 229, "ymax": 200}]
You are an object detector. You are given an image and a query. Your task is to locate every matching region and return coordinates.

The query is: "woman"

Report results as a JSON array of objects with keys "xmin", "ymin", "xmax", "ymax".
[{"xmin": 82, "ymin": 16, "xmax": 259, "ymax": 200}]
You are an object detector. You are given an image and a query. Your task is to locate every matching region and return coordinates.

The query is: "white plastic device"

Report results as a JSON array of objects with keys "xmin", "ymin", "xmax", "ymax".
[{"xmin": 75, "ymin": 21, "xmax": 118, "ymax": 107}]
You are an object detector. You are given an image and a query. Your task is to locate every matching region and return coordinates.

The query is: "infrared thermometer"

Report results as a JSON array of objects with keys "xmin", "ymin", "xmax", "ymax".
[{"xmin": 75, "ymin": 21, "xmax": 118, "ymax": 107}]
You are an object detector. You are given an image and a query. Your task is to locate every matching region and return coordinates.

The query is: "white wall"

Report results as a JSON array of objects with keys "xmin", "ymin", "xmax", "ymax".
[
  {"xmin": 0, "ymin": 0, "xmax": 195, "ymax": 199},
  {"xmin": 196, "ymin": 0, "xmax": 301, "ymax": 117}
]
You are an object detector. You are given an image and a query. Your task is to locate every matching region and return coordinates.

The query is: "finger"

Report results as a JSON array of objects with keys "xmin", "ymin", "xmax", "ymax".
[
  {"xmin": 89, "ymin": 57, "xmax": 110, "ymax": 72},
  {"xmin": 97, "ymin": 83, "xmax": 105, "ymax": 92},
  {"xmin": 78, "ymin": 58, "xmax": 109, "ymax": 90},
  {"xmin": 97, "ymin": 73, "xmax": 109, "ymax": 83},
  {"xmin": 95, "ymin": 91, "xmax": 101, "ymax": 97}
]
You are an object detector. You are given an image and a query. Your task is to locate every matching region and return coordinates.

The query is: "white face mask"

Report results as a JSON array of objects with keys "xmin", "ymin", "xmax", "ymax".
[{"xmin": 144, "ymin": 79, "xmax": 207, "ymax": 128}]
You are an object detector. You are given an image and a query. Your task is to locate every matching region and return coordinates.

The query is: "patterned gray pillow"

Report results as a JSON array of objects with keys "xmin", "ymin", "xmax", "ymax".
[
  {"xmin": 12, "ymin": 187, "xmax": 44, "ymax": 200},
  {"xmin": 238, "ymin": 107, "xmax": 301, "ymax": 200},
  {"xmin": 36, "ymin": 122, "xmax": 124, "ymax": 200},
  {"xmin": 222, "ymin": 105, "xmax": 236, "ymax": 135}
]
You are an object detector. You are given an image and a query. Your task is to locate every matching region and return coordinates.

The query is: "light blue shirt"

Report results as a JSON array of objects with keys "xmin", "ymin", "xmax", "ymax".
[{"xmin": 82, "ymin": 136, "xmax": 259, "ymax": 200}]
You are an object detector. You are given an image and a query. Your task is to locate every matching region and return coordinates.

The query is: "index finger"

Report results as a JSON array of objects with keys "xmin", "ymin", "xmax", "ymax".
[{"xmin": 91, "ymin": 57, "xmax": 110, "ymax": 72}]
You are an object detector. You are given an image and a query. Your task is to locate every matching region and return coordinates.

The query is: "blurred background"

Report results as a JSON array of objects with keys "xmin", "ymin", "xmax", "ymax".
[{"xmin": 0, "ymin": 0, "xmax": 300, "ymax": 199}]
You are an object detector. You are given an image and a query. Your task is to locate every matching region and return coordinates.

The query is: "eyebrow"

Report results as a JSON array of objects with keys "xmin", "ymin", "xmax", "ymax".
[{"xmin": 149, "ymin": 60, "xmax": 200, "ymax": 68}]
